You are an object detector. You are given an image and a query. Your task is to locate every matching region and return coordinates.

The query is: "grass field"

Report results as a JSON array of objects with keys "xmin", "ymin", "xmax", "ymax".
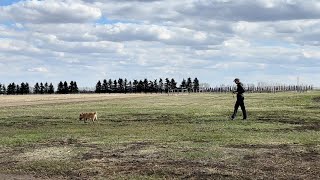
[{"xmin": 0, "ymin": 92, "xmax": 319, "ymax": 179}]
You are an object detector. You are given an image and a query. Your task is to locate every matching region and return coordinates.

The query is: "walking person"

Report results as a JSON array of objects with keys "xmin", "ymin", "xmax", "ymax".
[{"xmin": 230, "ymin": 78, "xmax": 247, "ymax": 120}]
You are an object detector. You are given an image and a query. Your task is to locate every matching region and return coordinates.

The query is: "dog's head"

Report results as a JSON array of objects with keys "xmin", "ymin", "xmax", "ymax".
[{"xmin": 79, "ymin": 113, "xmax": 85, "ymax": 120}]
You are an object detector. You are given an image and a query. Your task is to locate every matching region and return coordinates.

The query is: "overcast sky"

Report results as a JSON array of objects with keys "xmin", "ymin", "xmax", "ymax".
[{"xmin": 1, "ymin": 0, "xmax": 320, "ymax": 87}]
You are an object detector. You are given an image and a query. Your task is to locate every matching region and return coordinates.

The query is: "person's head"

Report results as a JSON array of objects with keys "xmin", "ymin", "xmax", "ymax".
[{"xmin": 233, "ymin": 78, "xmax": 240, "ymax": 84}]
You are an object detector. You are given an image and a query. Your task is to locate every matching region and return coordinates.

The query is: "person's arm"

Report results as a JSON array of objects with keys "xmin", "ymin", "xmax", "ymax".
[
  {"xmin": 235, "ymin": 84, "xmax": 245, "ymax": 94},
  {"xmin": 238, "ymin": 84, "xmax": 245, "ymax": 94}
]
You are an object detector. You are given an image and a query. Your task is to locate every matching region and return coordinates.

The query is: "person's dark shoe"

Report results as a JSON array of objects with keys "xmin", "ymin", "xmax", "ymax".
[{"xmin": 230, "ymin": 116, "xmax": 235, "ymax": 120}]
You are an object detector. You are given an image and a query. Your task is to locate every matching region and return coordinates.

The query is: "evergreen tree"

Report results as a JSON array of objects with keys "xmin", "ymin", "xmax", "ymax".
[
  {"xmin": 25, "ymin": 83, "xmax": 30, "ymax": 94},
  {"xmin": 20, "ymin": 82, "xmax": 26, "ymax": 94},
  {"xmin": 187, "ymin": 77, "xmax": 192, "ymax": 92},
  {"xmin": 102, "ymin": 79, "xmax": 108, "ymax": 93},
  {"xmin": 16, "ymin": 84, "xmax": 21, "ymax": 94},
  {"xmin": 69, "ymin": 81, "xmax": 74, "ymax": 93},
  {"xmin": 95, "ymin": 80, "xmax": 102, "ymax": 93},
  {"xmin": 118, "ymin": 78, "xmax": 124, "ymax": 93},
  {"xmin": 128, "ymin": 81, "xmax": 132, "ymax": 93},
  {"xmin": 44, "ymin": 82, "xmax": 49, "ymax": 94},
  {"xmin": 137, "ymin": 80, "xmax": 143, "ymax": 93},
  {"xmin": 40, "ymin": 82, "xmax": 45, "ymax": 94},
  {"xmin": 143, "ymin": 79, "xmax": 148, "ymax": 93},
  {"xmin": 170, "ymin": 78, "xmax": 177, "ymax": 90},
  {"xmin": 6, "ymin": 83, "xmax": 11, "ymax": 95},
  {"xmin": 181, "ymin": 79, "xmax": 187, "ymax": 88},
  {"xmin": 73, "ymin": 81, "xmax": 79, "ymax": 93},
  {"xmin": 34, "ymin": 83, "xmax": 40, "ymax": 94},
  {"xmin": 133, "ymin": 80, "xmax": 138, "ymax": 93},
  {"xmin": 63, "ymin": 81, "xmax": 68, "ymax": 94},
  {"xmin": 149, "ymin": 81, "xmax": 154, "ymax": 93},
  {"xmin": 154, "ymin": 79, "xmax": 158, "ymax": 93},
  {"xmin": 159, "ymin": 78, "xmax": 163, "ymax": 93},
  {"xmin": 113, "ymin": 80, "xmax": 117, "ymax": 92},
  {"xmin": 57, "ymin": 81, "xmax": 64, "ymax": 94},
  {"xmin": 193, "ymin": 78, "xmax": 199, "ymax": 92},
  {"xmin": 108, "ymin": 79, "xmax": 112, "ymax": 93},
  {"xmin": 165, "ymin": 78, "xmax": 170, "ymax": 92},
  {"xmin": 124, "ymin": 79, "xmax": 127, "ymax": 93},
  {"xmin": 12, "ymin": 83, "xmax": 17, "ymax": 94},
  {"xmin": 48, "ymin": 83, "xmax": 55, "ymax": 94}
]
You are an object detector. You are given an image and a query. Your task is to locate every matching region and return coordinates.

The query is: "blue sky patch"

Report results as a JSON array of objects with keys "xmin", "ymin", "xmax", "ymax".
[{"xmin": 0, "ymin": 0, "xmax": 21, "ymax": 6}]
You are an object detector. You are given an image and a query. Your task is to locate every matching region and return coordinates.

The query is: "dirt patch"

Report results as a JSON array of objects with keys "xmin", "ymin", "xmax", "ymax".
[
  {"xmin": 110, "ymin": 159, "xmax": 235, "ymax": 179},
  {"xmin": 224, "ymin": 144, "xmax": 320, "ymax": 179},
  {"xmin": 0, "ymin": 173, "xmax": 57, "ymax": 180},
  {"xmin": 257, "ymin": 114, "xmax": 320, "ymax": 131},
  {"xmin": 80, "ymin": 141, "xmax": 156, "ymax": 161},
  {"xmin": 16, "ymin": 147, "xmax": 75, "ymax": 161},
  {"xmin": 73, "ymin": 141, "xmax": 237, "ymax": 179},
  {"xmin": 257, "ymin": 116, "xmax": 307, "ymax": 125},
  {"xmin": 2, "ymin": 140, "xmax": 320, "ymax": 179},
  {"xmin": 313, "ymin": 97, "xmax": 320, "ymax": 103},
  {"xmin": 73, "ymin": 142, "xmax": 320, "ymax": 179},
  {"xmin": 247, "ymin": 123, "xmax": 320, "ymax": 132},
  {"xmin": 226, "ymin": 144, "xmax": 291, "ymax": 150},
  {"xmin": 293, "ymin": 123, "xmax": 320, "ymax": 131}
]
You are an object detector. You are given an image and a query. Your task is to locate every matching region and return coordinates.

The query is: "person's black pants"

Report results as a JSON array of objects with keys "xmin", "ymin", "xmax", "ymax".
[{"xmin": 232, "ymin": 96, "xmax": 247, "ymax": 119}]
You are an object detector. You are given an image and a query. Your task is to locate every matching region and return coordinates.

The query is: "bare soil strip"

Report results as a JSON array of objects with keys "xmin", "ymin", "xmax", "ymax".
[{"xmin": 0, "ymin": 94, "xmax": 156, "ymax": 107}]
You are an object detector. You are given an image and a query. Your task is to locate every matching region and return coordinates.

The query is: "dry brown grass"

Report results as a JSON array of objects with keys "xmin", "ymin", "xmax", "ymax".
[{"xmin": 0, "ymin": 94, "xmax": 158, "ymax": 107}]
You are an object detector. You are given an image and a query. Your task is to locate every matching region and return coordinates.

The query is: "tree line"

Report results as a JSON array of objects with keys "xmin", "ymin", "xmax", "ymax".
[
  {"xmin": 200, "ymin": 84, "xmax": 314, "ymax": 93},
  {"xmin": 0, "ymin": 81, "xmax": 79, "ymax": 95},
  {"xmin": 1, "ymin": 78, "xmax": 200, "ymax": 95},
  {"xmin": 94, "ymin": 78, "xmax": 200, "ymax": 93},
  {"xmin": 1, "ymin": 78, "xmax": 313, "ymax": 95}
]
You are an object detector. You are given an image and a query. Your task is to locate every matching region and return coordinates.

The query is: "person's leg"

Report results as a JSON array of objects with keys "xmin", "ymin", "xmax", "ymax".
[
  {"xmin": 231, "ymin": 101, "xmax": 240, "ymax": 119},
  {"xmin": 240, "ymin": 98, "xmax": 247, "ymax": 119}
]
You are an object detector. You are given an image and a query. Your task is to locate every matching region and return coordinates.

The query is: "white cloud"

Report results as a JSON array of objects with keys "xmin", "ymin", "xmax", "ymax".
[
  {"xmin": 27, "ymin": 67, "xmax": 49, "ymax": 73},
  {"xmin": 223, "ymin": 37, "xmax": 251, "ymax": 48},
  {"xmin": 0, "ymin": 0, "xmax": 101, "ymax": 24},
  {"xmin": 0, "ymin": 0, "xmax": 319, "ymax": 87},
  {"xmin": 302, "ymin": 48, "xmax": 320, "ymax": 59}
]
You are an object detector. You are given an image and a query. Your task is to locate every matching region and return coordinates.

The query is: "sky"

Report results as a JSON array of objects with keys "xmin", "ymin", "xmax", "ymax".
[{"xmin": 0, "ymin": 0, "xmax": 320, "ymax": 87}]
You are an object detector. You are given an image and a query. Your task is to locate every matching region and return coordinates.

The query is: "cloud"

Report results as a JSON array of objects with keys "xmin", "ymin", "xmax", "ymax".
[
  {"xmin": 27, "ymin": 67, "xmax": 49, "ymax": 73},
  {"xmin": 179, "ymin": 0, "xmax": 320, "ymax": 22},
  {"xmin": 24, "ymin": 23, "xmax": 223, "ymax": 47},
  {"xmin": 85, "ymin": 0, "xmax": 320, "ymax": 24},
  {"xmin": 0, "ymin": 0, "xmax": 319, "ymax": 87},
  {"xmin": 0, "ymin": 0, "xmax": 101, "ymax": 24}
]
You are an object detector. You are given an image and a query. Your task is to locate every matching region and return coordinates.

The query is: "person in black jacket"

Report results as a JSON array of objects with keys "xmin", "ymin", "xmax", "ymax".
[{"xmin": 231, "ymin": 78, "xmax": 247, "ymax": 120}]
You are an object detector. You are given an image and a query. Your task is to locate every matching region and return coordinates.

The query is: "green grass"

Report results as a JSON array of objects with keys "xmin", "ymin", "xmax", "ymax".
[{"xmin": 0, "ymin": 92, "xmax": 319, "ymax": 179}]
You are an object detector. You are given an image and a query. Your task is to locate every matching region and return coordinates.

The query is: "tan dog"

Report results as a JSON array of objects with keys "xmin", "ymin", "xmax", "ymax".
[{"xmin": 79, "ymin": 112, "xmax": 97, "ymax": 123}]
